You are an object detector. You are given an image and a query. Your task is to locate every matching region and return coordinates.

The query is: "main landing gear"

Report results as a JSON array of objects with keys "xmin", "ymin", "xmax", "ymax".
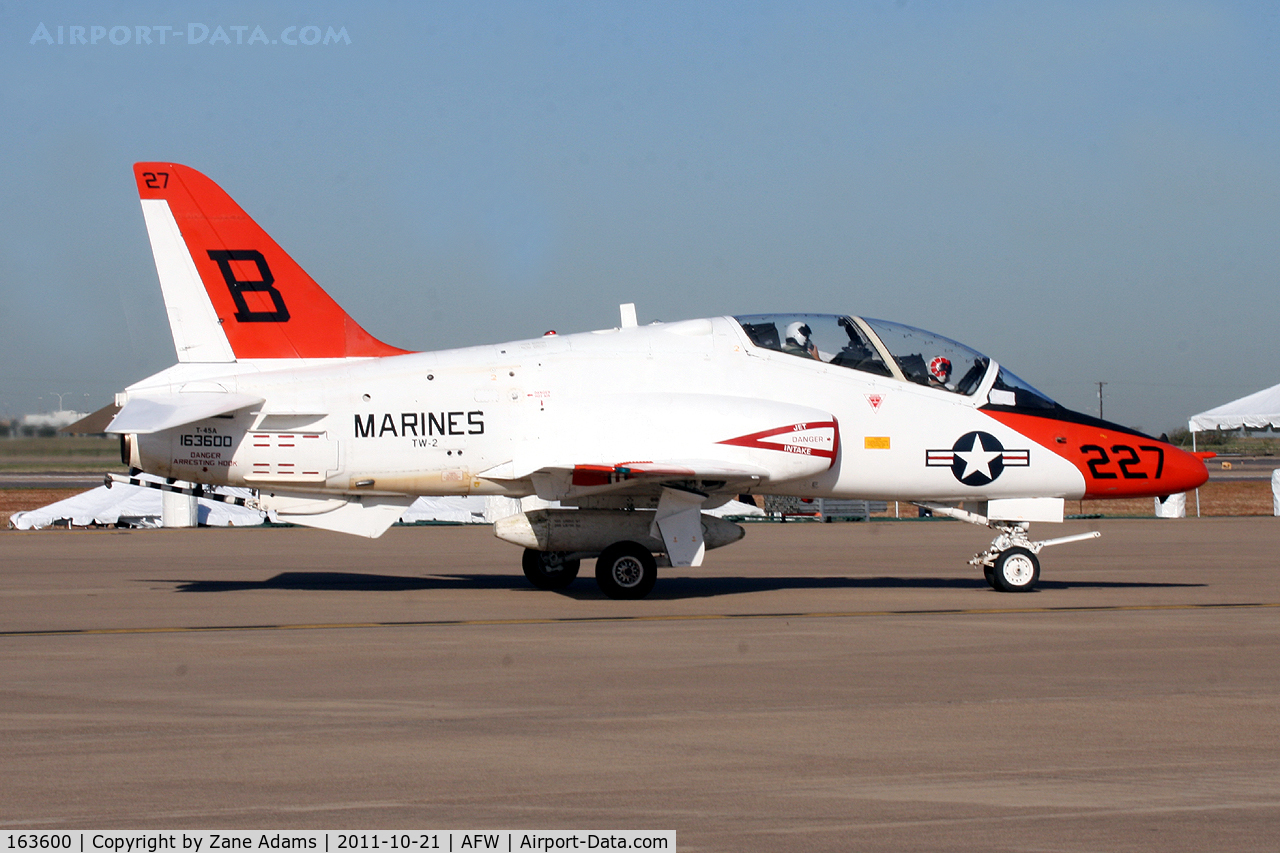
[
  {"xmin": 916, "ymin": 504, "xmax": 1101, "ymax": 593},
  {"xmin": 521, "ymin": 549, "xmax": 581, "ymax": 590},
  {"xmin": 595, "ymin": 541, "xmax": 658, "ymax": 600},
  {"xmin": 498, "ymin": 494, "xmax": 743, "ymax": 600},
  {"xmin": 521, "ymin": 542, "xmax": 659, "ymax": 599}
]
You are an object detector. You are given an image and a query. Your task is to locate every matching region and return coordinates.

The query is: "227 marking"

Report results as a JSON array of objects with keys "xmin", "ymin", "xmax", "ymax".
[{"xmin": 1079, "ymin": 444, "xmax": 1164, "ymax": 480}]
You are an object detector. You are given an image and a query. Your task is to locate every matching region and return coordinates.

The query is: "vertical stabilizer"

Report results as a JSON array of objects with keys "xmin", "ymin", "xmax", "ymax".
[{"xmin": 134, "ymin": 163, "xmax": 409, "ymax": 361}]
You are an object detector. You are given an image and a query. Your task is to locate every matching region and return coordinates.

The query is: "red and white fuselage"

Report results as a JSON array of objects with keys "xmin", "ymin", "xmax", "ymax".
[{"xmin": 121, "ymin": 316, "xmax": 1204, "ymax": 508}]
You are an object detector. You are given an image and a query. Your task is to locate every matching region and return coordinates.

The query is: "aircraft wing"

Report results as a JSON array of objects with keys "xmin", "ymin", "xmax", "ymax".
[
  {"xmin": 106, "ymin": 391, "xmax": 265, "ymax": 434},
  {"xmin": 493, "ymin": 392, "xmax": 838, "ymax": 499}
]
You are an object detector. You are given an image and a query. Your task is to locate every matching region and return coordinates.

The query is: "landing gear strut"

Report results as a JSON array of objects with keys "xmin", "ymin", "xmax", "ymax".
[{"xmin": 915, "ymin": 504, "xmax": 1101, "ymax": 593}]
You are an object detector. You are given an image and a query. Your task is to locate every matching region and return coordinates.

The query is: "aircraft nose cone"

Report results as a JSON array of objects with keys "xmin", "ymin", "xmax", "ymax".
[
  {"xmin": 1164, "ymin": 444, "xmax": 1210, "ymax": 493},
  {"xmin": 1076, "ymin": 438, "xmax": 1209, "ymax": 499}
]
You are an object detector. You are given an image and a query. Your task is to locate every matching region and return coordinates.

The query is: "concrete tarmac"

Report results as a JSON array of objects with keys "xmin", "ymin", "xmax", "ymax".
[{"xmin": 2, "ymin": 518, "xmax": 1278, "ymax": 851}]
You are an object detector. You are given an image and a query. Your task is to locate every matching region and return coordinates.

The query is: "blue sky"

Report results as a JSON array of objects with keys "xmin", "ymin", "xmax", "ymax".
[{"xmin": 2, "ymin": 1, "xmax": 1277, "ymax": 433}]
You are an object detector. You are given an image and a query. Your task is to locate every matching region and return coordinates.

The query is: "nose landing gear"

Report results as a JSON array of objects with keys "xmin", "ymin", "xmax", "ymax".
[
  {"xmin": 981, "ymin": 542, "xmax": 1040, "ymax": 592},
  {"xmin": 915, "ymin": 503, "xmax": 1101, "ymax": 592}
]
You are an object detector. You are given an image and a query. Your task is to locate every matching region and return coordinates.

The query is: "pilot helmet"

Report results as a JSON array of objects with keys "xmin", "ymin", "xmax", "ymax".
[
  {"xmin": 928, "ymin": 356, "xmax": 952, "ymax": 383},
  {"xmin": 785, "ymin": 321, "xmax": 812, "ymax": 346}
]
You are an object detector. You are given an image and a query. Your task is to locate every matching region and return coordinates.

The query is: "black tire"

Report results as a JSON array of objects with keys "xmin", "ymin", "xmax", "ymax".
[
  {"xmin": 991, "ymin": 547, "xmax": 1039, "ymax": 593},
  {"xmin": 983, "ymin": 563, "xmax": 998, "ymax": 590},
  {"xmin": 595, "ymin": 541, "xmax": 658, "ymax": 600},
  {"xmin": 521, "ymin": 549, "xmax": 580, "ymax": 590}
]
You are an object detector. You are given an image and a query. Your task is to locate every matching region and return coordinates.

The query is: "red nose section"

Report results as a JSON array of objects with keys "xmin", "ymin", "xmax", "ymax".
[{"xmin": 983, "ymin": 410, "xmax": 1208, "ymax": 499}]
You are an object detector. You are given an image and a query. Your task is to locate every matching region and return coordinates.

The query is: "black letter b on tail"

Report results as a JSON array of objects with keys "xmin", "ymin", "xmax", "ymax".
[{"xmin": 207, "ymin": 249, "xmax": 290, "ymax": 322}]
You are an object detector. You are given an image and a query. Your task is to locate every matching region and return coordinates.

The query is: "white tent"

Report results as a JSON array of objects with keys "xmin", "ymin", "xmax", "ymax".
[
  {"xmin": 1187, "ymin": 382, "xmax": 1280, "ymax": 518},
  {"xmin": 1189, "ymin": 382, "xmax": 1280, "ymax": 432},
  {"xmin": 9, "ymin": 482, "xmax": 265, "ymax": 530},
  {"xmin": 9, "ymin": 487, "xmax": 498, "ymax": 530}
]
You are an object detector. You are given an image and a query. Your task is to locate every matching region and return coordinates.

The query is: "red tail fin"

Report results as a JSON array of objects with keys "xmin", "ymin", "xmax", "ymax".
[{"xmin": 134, "ymin": 163, "xmax": 408, "ymax": 360}]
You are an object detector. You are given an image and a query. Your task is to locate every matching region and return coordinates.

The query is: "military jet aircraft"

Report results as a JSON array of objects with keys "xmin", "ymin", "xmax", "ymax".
[{"xmin": 102, "ymin": 163, "xmax": 1209, "ymax": 598}]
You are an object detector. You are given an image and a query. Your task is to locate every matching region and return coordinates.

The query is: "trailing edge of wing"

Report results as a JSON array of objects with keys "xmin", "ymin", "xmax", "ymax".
[{"xmin": 106, "ymin": 392, "xmax": 265, "ymax": 434}]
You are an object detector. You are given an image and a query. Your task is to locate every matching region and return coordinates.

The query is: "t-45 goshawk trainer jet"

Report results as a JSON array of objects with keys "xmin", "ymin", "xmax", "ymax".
[{"xmin": 101, "ymin": 163, "xmax": 1209, "ymax": 598}]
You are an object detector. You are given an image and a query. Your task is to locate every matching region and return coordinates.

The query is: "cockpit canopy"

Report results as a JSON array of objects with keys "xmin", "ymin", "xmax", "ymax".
[{"xmin": 733, "ymin": 313, "xmax": 1057, "ymax": 409}]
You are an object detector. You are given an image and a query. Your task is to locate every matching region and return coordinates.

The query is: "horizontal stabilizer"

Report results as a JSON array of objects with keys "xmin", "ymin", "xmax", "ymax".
[
  {"xmin": 106, "ymin": 392, "xmax": 264, "ymax": 434},
  {"xmin": 60, "ymin": 403, "xmax": 122, "ymax": 435}
]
